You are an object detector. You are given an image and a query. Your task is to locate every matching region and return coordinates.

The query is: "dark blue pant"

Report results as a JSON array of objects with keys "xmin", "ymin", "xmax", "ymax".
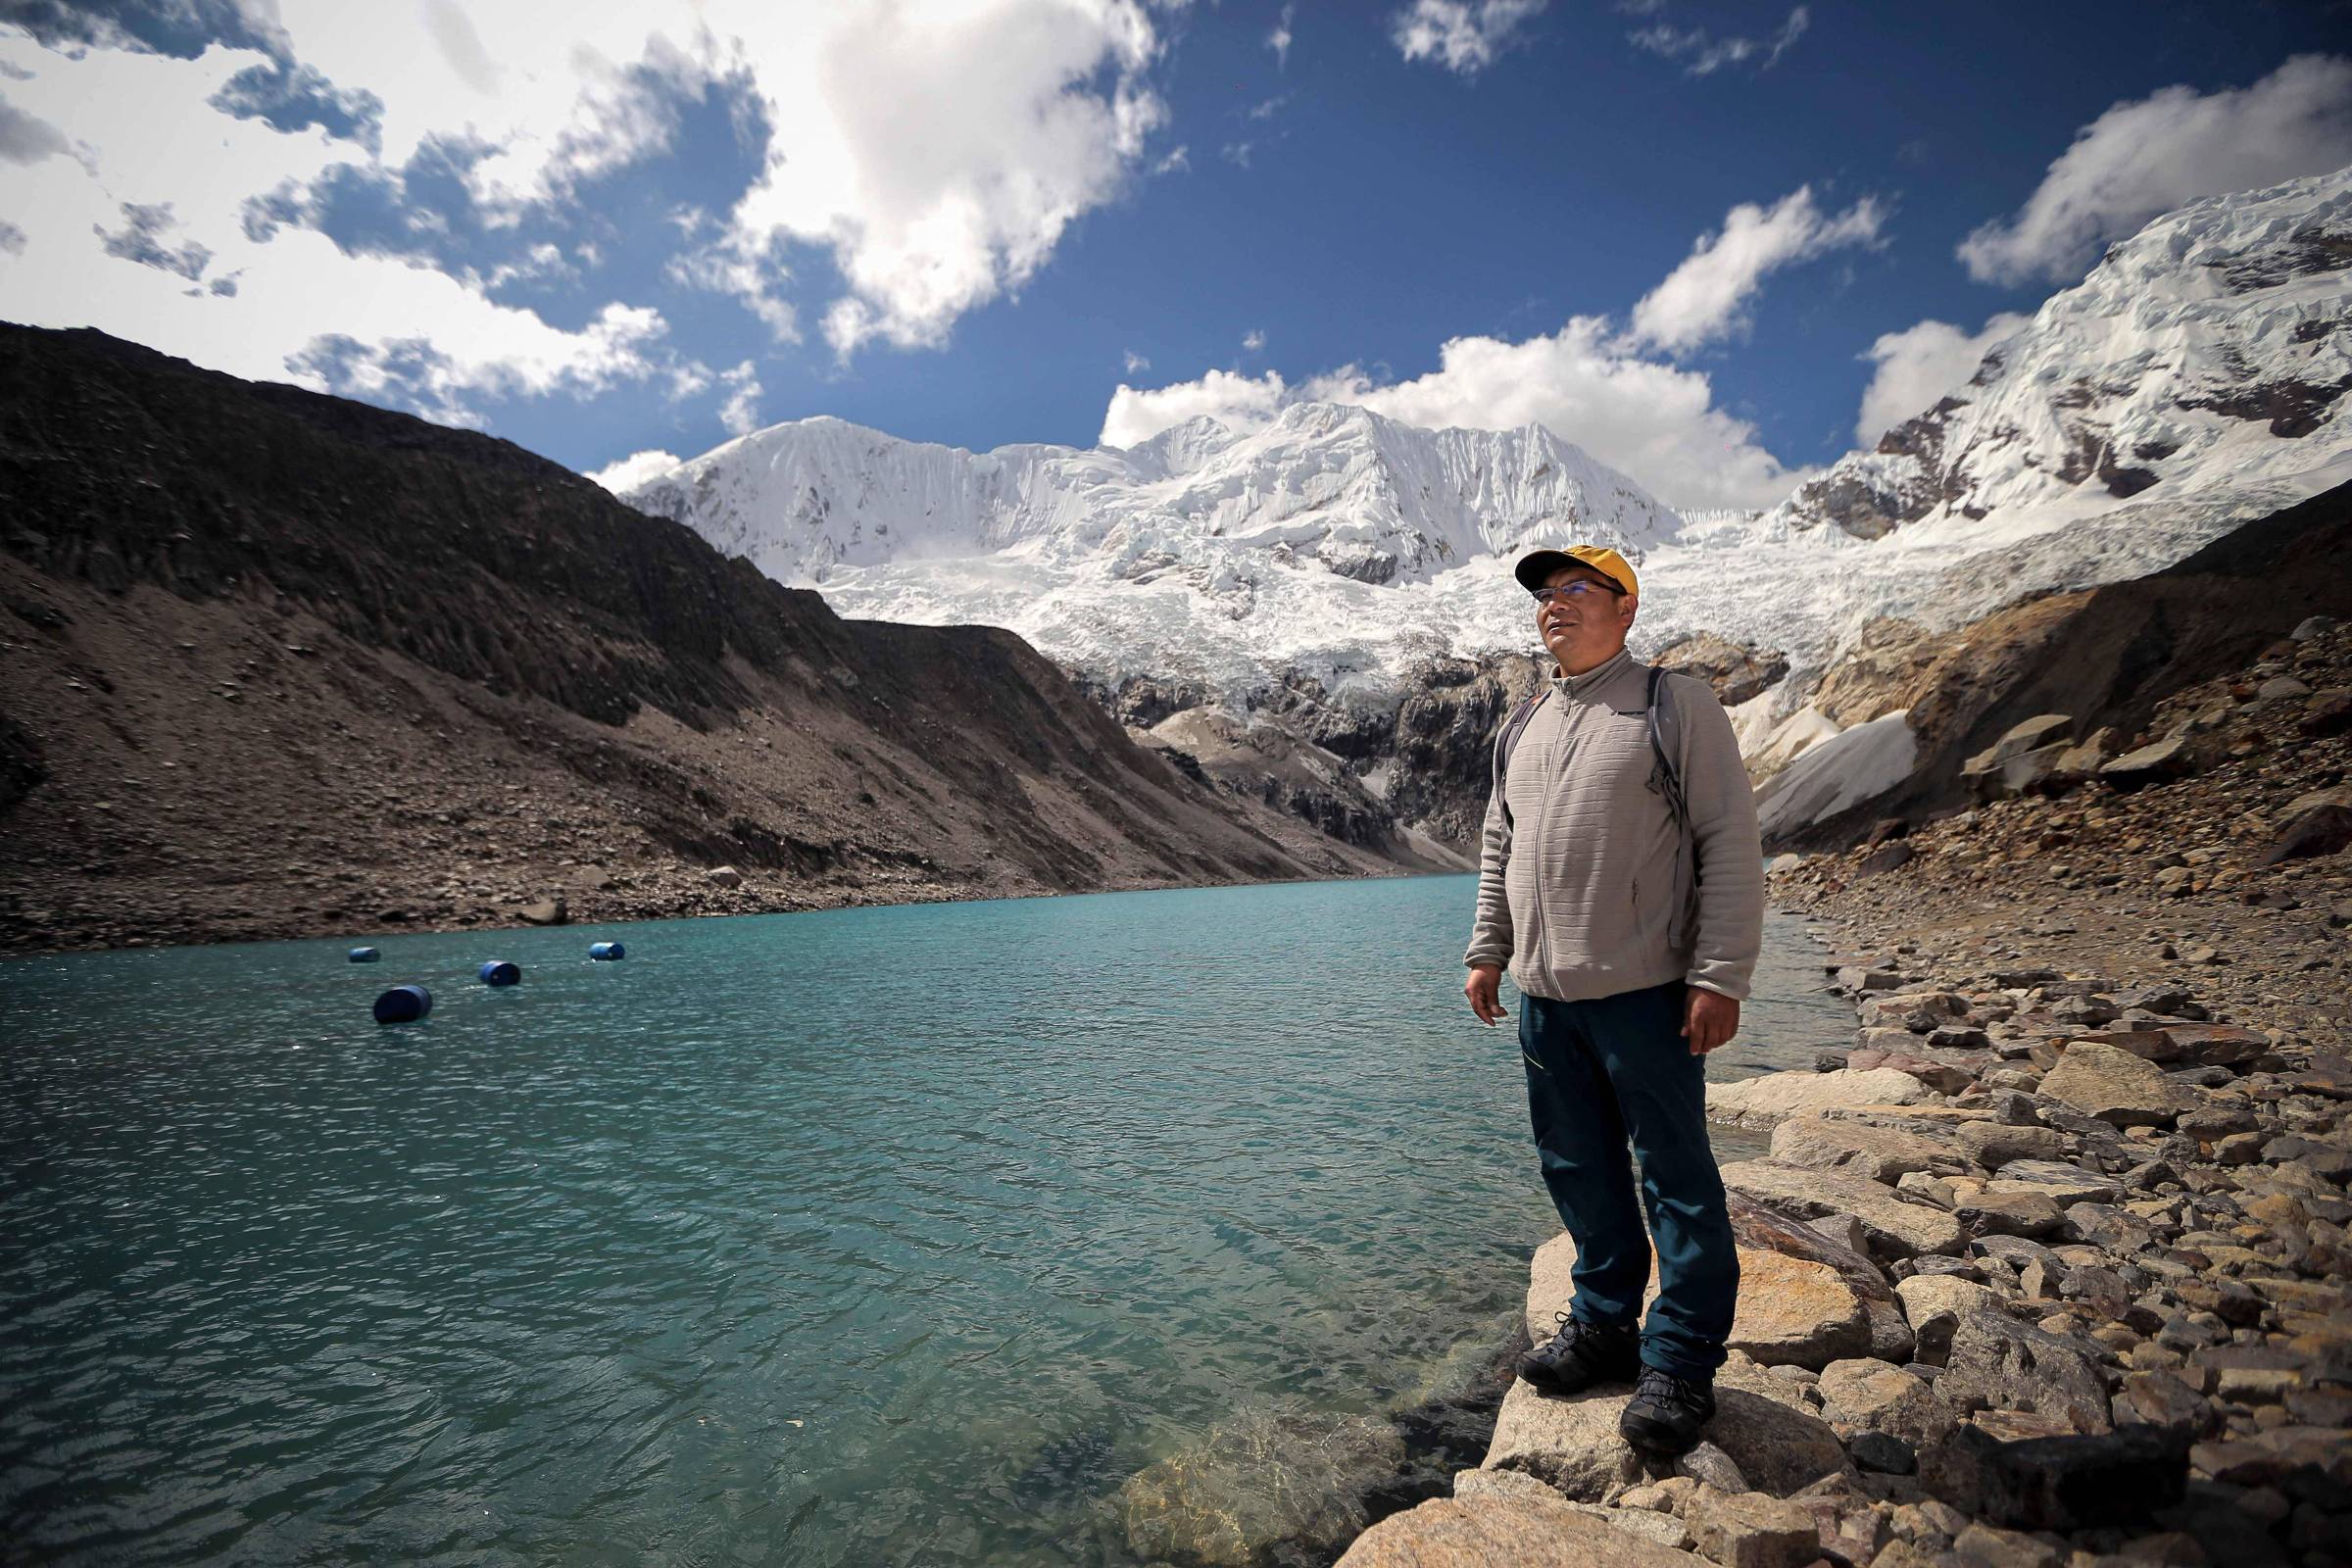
[{"xmin": 1519, "ymin": 981, "xmax": 1738, "ymax": 1381}]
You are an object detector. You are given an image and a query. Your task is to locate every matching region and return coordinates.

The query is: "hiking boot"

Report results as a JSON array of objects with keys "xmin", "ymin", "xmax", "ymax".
[
  {"xmin": 1619, "ymin": 1365, "xmax": 1716, "ymax": 1455},
  {"xmin": 1516, "ymin": 1313, "xmax": 1640, "ymax": 1396}
]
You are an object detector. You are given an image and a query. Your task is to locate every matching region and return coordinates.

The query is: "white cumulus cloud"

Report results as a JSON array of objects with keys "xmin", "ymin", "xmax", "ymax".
[
  {"xmin": 1626, "ymin": 185, "xmax": 1885, "ymax": 356},
  {"xmin": 1101, "ymin": 319, "xmax": 1815, "ymax": 512},
  {"xmin": 0, "ymin": 0, "xmax": 1185, "ymax": 422},
  {"xmin": 585, "ymin": 448, "xmax": 685, "ymax": 493},
  {"xmin": 1390, "ymin": 0, "xmax": 1547, "ymax": 76},
  {"xmin": 1852, "ymin": 312, "xmax": 2030, "ymax": 446},
  {"xmin": 0, "ymin": 37, "xmax": 681, "ymax": 422},
  {"xmin": 1959, "ymin": 54, "xmax": 2352, "ymax": 286},
  {"xmin": 1102, "ymin": 368, "xmax": 1292, "ymax": 448}
]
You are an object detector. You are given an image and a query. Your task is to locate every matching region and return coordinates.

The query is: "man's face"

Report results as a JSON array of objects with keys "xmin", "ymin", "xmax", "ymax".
[{"xmin": 1536, "ymin": 564, "xmax": 1636, "ymax": 670}]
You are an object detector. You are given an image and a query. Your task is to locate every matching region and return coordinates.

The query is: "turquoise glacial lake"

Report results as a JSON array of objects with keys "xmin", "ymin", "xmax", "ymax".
[{"xmin": 1, "ymin": 874, "xmax": 1849, "ymax": 1566}]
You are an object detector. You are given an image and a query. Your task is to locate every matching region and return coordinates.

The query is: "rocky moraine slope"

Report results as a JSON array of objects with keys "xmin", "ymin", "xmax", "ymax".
[{"xmin": 0, "ymin": 326, "xmax": 1411, "ymax": 955}]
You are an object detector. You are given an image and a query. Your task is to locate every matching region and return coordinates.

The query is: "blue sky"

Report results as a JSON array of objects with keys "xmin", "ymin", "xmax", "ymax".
[{"xmin": 3, "ymin": 2, "xmax": 2348, "ymax": 509}]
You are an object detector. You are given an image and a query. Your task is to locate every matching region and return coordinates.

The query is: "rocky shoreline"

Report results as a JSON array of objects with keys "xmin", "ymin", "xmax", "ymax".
[
  {"xmin": 1337, "ymin": 946, "xmax": 2350, "ymax": 1568},
  {"xmin": 1334, "ymin": 628, "xmax": 2351, "ymax": 1566}
]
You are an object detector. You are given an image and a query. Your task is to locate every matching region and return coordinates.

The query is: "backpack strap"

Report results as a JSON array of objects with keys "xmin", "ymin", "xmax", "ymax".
[
  {"xmin": 1644, "ymin": 665, "xmax": 1690, "ymax": 830},
  {"xmin": 1492, "ymin": 688, "xmax": 1548, "ymax": 829},
  {"xmin": 1645, "ymin": 665, "xmax": 1703, "ymax": 949}
]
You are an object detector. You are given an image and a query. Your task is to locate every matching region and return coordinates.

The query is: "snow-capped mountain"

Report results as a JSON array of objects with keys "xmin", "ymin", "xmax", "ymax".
[
  {"xmin": 618, "ymin": 165, "xmax": 2352, "ymax": 839},
  {"xmin": 1771, "ymin": 167, "xmax": 2352, "ymax": 543},
  {"xmin": 624, "ymin": 402, "xmax": 1677, "ymax": 704}
]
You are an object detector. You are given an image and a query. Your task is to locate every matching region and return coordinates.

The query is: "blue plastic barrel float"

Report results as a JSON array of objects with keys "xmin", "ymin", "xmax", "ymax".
[
  {"xmin": 589, "ymin": 942, "xmax": 625, "ymax": 961},
  {"xmin": 478, "ymin": 959, "xmax": 521, "ymax": 987},
  {"xmin": 372, "ymin": 984, "xmax": 432, "ymax": 1024},
  {"xmin": 348, "ymin": 946, "xmax": 380, "ymax": 963}
]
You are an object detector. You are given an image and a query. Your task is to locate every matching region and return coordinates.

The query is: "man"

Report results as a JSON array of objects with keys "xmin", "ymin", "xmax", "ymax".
[{"xmin": 1461, "ymin": 543, "xmax": 1763, "ymax": 1457}]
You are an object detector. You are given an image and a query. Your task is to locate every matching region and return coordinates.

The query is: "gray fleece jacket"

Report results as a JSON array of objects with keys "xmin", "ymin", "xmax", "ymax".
[{"xmin": 1462, "ymin": 647, "xmax": 1764, "ymax": 1002}]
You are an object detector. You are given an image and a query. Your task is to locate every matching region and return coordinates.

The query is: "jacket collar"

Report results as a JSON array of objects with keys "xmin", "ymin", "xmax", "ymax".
[{"xmin": 1549, "ymin": 646, "xmax": 1636, "ymax": 700}]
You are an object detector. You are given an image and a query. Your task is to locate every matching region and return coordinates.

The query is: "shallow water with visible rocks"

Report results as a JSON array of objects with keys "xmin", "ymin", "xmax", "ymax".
[{"xmin": 0, "ymin": 873, "xmax": 1846, "ymax": 1567}]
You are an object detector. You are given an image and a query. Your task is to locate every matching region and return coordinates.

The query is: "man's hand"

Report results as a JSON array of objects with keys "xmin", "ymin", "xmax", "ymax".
[
  {"xmin": 1464, "ymin": 963, "xmax": 1507, "ymax": 1026},
  {"xmin": 1683, "ymin": 987, "xmax": 1739, "ymax": 1055}
]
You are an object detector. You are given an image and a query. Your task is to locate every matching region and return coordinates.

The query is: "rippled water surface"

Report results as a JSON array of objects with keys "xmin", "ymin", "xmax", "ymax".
[{"xmin": 2, "ymin": 874, "xmax": 1848, "ymax": 1565}]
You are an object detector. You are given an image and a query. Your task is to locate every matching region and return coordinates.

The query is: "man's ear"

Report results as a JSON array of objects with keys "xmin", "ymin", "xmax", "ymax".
[{"xmin": 1621, "ymin": 593, "xmax": 1640, "ymax": 629}]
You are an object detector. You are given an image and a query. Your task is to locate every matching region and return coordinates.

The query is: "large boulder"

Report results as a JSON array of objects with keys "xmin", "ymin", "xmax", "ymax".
[
  {"xmin": 1706, "ymin": 1068, "xmax": 1931, "ymax": 1131},
  {"xmin": 1769, "ymin": 1111, "xmax": 1963, "ymax": 1183},
  {"xmin": 2038, "ymin": 1042, "xmax": 2200, "ymax": 1128},
  {"xmin": 1683, "ymin": 1489, "xmax": 1821, "ymax": 1568},
  {"xmin": 1955, "ymin": 1122, "xmax": 2069, "ymax": 1170},
  {"xmin": 1485, "ymin": 1371, "xmax": 1850, "ymax": 1503},
  {"xmin": 1920, "ymin": 1424, "xmax": 2190, "ymax": 1532},
  {"xmin": 1726, "ymin": 1250, "xmax": 1874, "ymax": 1371},
  {"xmin": 1816, "ymin": 1358, "xmax": 1952, "ymax": 1448},
  {"xmin": 1522, "ymin": 1232, "xmax": 1873, "ymax": 1372},
  {"xmin": 1892, "ymin": 1275, "xmax": 2003, "ymax": 1365},
  {"xmin": 1727, "ymin": 1192, "xmax": 1915, "ymax": 1362},
  {"xmin": 1720, "ymin": 1160, "xmax": 1966, "ymax": 1261},
  {"xmin": 1936, "ymin": 1313, "xmax": 2112, "ymax": 1435},
  {"xmin": 1960, "ymin": 715, "xmax": 2077, "ymax": 801},
  {"xmin": 1483, "ymin": 1382, "xmax": 1648, "ymax": 1502},
  {"xmin": 1335, "ymin": 1491, "xmax": 1695, "ymax": 1568},
  {"xmin": 2099, "ymin": 736, "xmax": 2198, "ymax": 790}
]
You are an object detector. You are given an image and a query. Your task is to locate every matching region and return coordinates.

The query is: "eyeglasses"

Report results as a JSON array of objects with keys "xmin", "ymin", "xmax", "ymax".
[{"xmin": 1531, "ymin": 580, "xmax": 1622, "ymax": 603}]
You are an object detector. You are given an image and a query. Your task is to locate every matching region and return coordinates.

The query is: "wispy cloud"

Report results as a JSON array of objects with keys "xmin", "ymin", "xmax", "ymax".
[
  {"xmin": 1243, "ymin": 328, "xmax": 1266, "ymax": 352},
  {"xmin": 1123, "ymin": 348, "xmax": 1151, "ymax": 373},
  {"xmin": 1626, "ymin": 185, "xmax": 1885, "ymax": 355},
  {"xmin": 1629, "ymin": 5, "xmax": 1808, "ymax": 76},
  {"xmin": 1390, "ymin": 0, "xmax": 1547, "ymax": 77},
  {"xmin": 1268, "ymin": 5, "xmax": 1296, "ymax": 69},
  {"xmin": 716, "ymin": 359, "xmax": 762, "ymax": 435},
  {"xmin": 1959, "ymin": 53, "xmax": 2352, "ymax": 286}
]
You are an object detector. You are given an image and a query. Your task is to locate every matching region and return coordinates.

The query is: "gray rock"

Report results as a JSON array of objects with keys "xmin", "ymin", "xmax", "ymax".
[
  {"xmin": 1675, "ymin": 1442, "xmax": 1749, "ymax": 1494},
  {"xmin": 2102, "ymin": 737, "xmax": 2199, "ymax": 789},
  {"xmin": 1920, "ymin": 1423, "xmax": 2190, "ymax": 1531},
  {"xmin": 2040, "ymin": 1043, "xmax": 2201, "ymax": 1128},
  {"xmin": 1335, "ymin": 1491, "xmax": 1697, "ymax": 1567},
  {"xmin": 1706, "ymin": 1068, "xmax": 1933, "ymax": 1131},
  {"xmin": 1951, "ymin": 1521, "xmax": 2063, "ymax": 1568},
  {"xmin": 1817, "ymin": 1357, "xmax": 1951, "ymax": 1448},
  {"xmin": 1722, "ymin": 1160, "xmax": 1966, "ymax": 1262},
  {"xmin": 1684, "ymin": 1489, "xmax": 1820, "ymax": 1568},
  {"xmin": 1485, "ymin": 1372, "xmax": 1850, "ymax": 1504},
  {"xmin": 1768, "ymin": 1110, "xmax": 1962, "ymax": 1184},
  {"xmin": 1937, "ymin": 1313, "xmax": 2113, "ymax": 1435},
  {"xmin": 1986, "ymin": 1159, "xmax": 2126, "ymax": 1206},
  {"xmin": 1893, "ymin": 1274, "xmax": 2003, "ymax": 1365},
  {"xmin": 1850, "ymin": 1430, "xmax": 1917, "ymax": 1474},
  {"xmin": 1957, "ymin": 1189, "xmax": 2067, "ymax": 1238},
  {"xmin": 1957, "ymin": 1121, "xmax": 2071, "ymax": 1170}
]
